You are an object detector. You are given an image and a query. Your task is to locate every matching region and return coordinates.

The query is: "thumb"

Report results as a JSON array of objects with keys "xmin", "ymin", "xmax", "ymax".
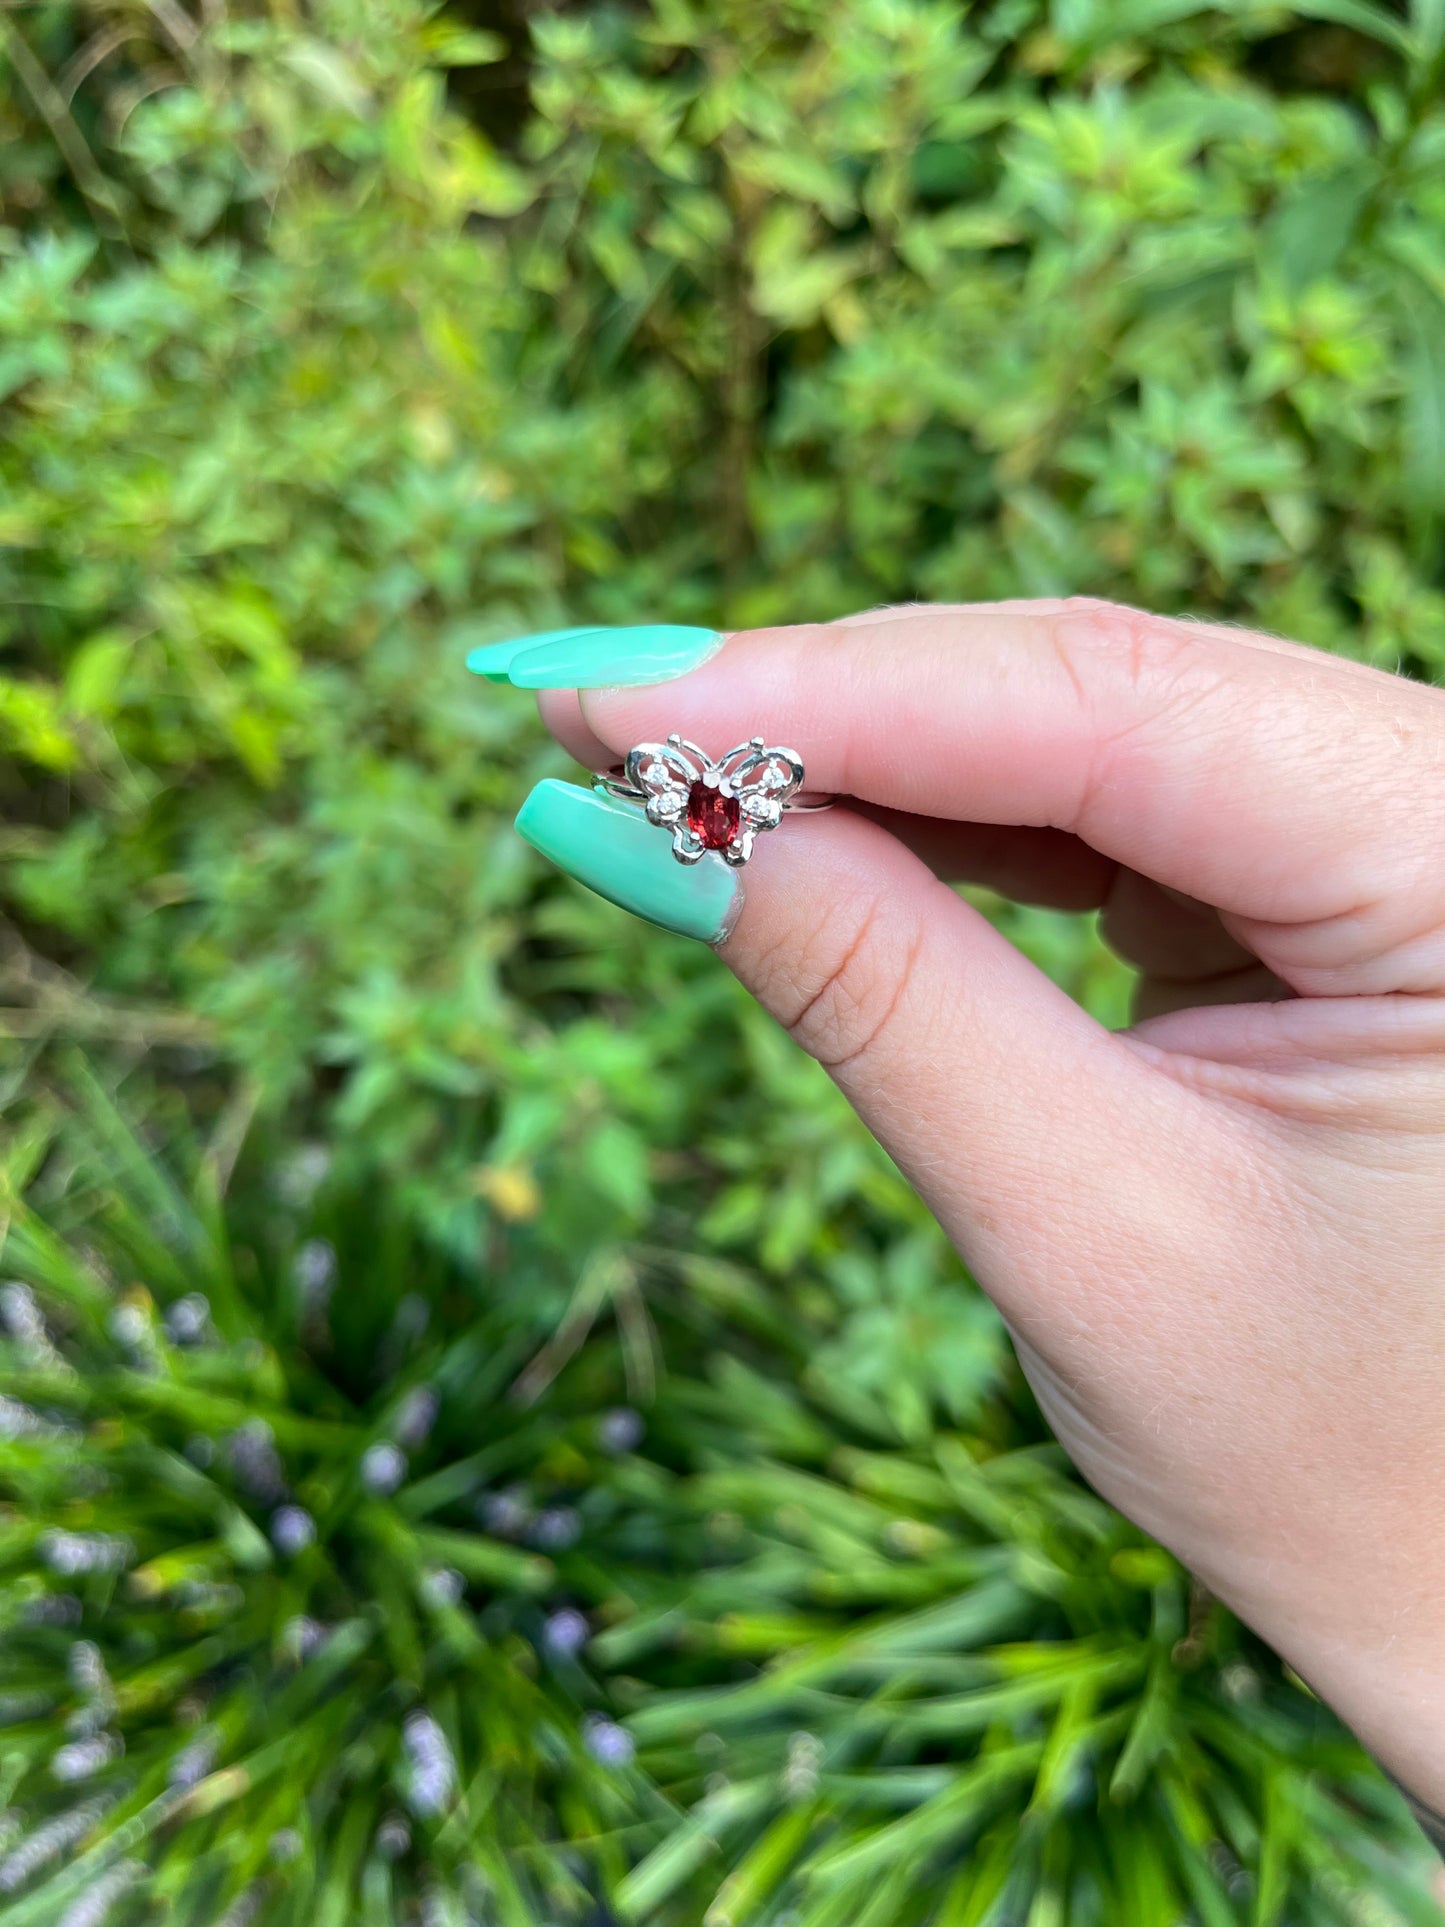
[{"xmin": 514, "ymin": 777, "xmax": 1228, "ymax": 1337}]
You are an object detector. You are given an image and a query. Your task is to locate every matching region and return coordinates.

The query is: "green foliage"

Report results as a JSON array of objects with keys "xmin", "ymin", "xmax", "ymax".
[
  {"xmin": 0, "ymin": 1076, "xmax": 1434, "ymax": 1925},
  {"xmin": 0, "ymin": 0, "xmax": 1441, "ymax": 1919}
]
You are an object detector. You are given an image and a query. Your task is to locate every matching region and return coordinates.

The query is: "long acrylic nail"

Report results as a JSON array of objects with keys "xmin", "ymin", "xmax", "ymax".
[
  {"xmin": 465, "ymin": 628, "xmax": 606, "ymax": 683},
  {"xmin": 472, "ymin": 624, "xmax": 724, "ymax": 690},
  {"xmin": 514, "ymin": 779, "xmax": 741, "ymax": 943}
]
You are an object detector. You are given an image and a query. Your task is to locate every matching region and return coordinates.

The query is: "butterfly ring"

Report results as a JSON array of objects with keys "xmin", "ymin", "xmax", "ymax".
[{"xmin": 593, "ymin": 735, "xmax": 834, "ymax": 867}]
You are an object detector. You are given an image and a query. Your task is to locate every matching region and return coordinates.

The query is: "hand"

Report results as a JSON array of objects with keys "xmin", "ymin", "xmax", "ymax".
[{"xmin": 496, "ymin": 598, "xmax": 1445, "ymax": 1813}]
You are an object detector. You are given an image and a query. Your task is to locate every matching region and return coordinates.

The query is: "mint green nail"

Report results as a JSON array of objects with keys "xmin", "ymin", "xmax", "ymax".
[
  {"xmin": 506, "ymin": 624, "xmax": 724, "ymax": 689},
  {"xmin": 466, "ymin": 628, "xmax": 605, "ymax": 682},
  {"xmin": 515, "ymin": 779, "xmax": 740, "ymax": 943}
]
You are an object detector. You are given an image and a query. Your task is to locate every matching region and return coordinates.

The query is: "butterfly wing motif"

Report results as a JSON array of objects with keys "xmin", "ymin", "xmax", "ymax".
[
  {"xmin": 626, "ymin": 741, "xmax": 700, "ymax": 826},
  {"xmin": 624, "ymin": 739, "xmax": 710, "ymax": 863},
  {"xmin": 720, "ymin": 741, "xmax": 805, "ymax": 867},
  {"xmin": 622, "ymin": 736, "xmax": 806, "ymax": 867}
]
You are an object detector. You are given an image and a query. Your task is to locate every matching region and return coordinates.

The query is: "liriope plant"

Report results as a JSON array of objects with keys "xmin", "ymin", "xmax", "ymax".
[{"xmin": 0, "ymin": 1069, "xmax": 1434, "ymax": 1925}]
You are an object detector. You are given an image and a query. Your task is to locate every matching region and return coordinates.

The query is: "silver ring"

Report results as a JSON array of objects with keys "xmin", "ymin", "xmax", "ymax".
[{"xmin": 592, "ymin": 734, "xmax": 833, "ymax": 867}]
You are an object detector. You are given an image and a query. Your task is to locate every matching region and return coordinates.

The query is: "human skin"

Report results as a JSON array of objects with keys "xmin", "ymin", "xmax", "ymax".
[{"xmin": 520, "ymin": 597, "xmax": 1445, "ymax": 1817}]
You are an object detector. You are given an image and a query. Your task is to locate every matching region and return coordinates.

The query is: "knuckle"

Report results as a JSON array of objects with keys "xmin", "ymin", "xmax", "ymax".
[
  {"xmin": 1055, "ymin": 594, "xmax": 1119, "ymax": 623},
  {"xmin": 1044, "ymin": 599, "xmax": 1226, "ymax": 836},
  {"xmin": 1054, "ymin": 597, "xmax": 1227, "ymax": 737},
  {"xmin": 770, "ymin": 889, "xmax": 920, "ymax": 1076},
  {"xmin": 1051, "ymin": 596, "xmax": 1173, "ymax": 696}
]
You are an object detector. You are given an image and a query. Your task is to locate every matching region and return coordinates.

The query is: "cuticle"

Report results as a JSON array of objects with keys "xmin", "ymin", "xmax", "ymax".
[{"xmin": 711, "ymin": 879, "xmax": 745, "ymax": 948}]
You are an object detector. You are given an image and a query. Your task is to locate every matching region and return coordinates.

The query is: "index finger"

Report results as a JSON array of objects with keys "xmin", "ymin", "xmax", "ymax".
[{"xmin": 536, "ymin": 599, "xmax": 1445, "ymax": 997}]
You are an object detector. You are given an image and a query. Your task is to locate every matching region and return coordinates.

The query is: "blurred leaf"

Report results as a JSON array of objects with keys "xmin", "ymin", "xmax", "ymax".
[
  {"xmin": 1399, "ymin": 277, "xmax": 1445, "ymax": 516},
  {"xmin": 1264, "ymin": 164, "xmax": 1375, "ymax": 295},
  {"xmin": 1289, "ymin": 0, "xmax": 1419, "ymax": 57},
  {"xmin": 1413, "ymin": 0, "xmax": 1445, "ymax": 58}
]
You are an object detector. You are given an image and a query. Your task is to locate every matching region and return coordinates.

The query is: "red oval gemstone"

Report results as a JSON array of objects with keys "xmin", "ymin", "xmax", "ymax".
[{"xmin": 686, "ymin": 778, "xmax": 740, "ymax": 850}]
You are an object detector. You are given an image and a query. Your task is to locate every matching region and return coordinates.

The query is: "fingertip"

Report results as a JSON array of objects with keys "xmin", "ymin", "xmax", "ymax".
[{"xmin": 536, "ymin": 688, "xmax": 615, "ymax": 772}]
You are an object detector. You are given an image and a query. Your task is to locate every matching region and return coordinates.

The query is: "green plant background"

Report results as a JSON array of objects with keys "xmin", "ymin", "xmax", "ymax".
[{"xmin": 0, "ymin": 1, "xmax": 1443, "ymax": 1921}]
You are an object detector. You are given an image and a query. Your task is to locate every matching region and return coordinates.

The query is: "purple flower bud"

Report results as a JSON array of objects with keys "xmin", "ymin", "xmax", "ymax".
[
  {"xmin": 420, "ymin": 1567, "xmax": 464, "ymax": 1608},
  {"xmin": 0, "ymin": 1282, "xmax": 45, "ymax": 1345},
  {"xmin": 0, "ymin": 1395, "xmax": 53, "ymax": 1439},
  {"xmin": 394, "ymin": 1385, "xmax": 438, "ymax": 1450},
  {"xmin": 0, "ymin": 1799, "xmax": 107, "ymax": 1892},
  {"xmin": 108, "ymin": 1301, "xmax": 151, "ymax": 1350},
  {"xmin": 597, "ymin": 1407, "xmax": 644, "ymax": 1454},
  {"xmin": 479, "ymin": 1488, "xmax": 530, "ymax": 1539},
  {"xmin": 276, "ymin": 1143, "xmax": 330, "ymax": 1207},
  {"xmin": 55, "ymin": 1857, "xmax": 141, "ymax": 1927},
  {"xmin": 168, "ymin": 1728, "xmax": 219, "ymax": 1789},
  {"xmin": 227, "ymin": 1420, "xmax": 286, "ymax": 1503},
  {"xmin": 529, "ymin": 1505, "xmax": 581, "ymax": 1551},
  {"xmin": 402, "ymin": 1711, "xmax": 455, "ymax": 1818},
  {"xmin": 41, "ymin": 1533, "xmax": 131, "ymax": 1577},
  {"xmin": 582, "ymin": 1716, "xmax": 635, "ymax": 1769},
  {"xmin": 282, "ymin": 1615, "xmax": 328, "ymax": 1662},
  {"xmin": 376, "ymin": 1814, "xmax": 411, "ymax": 1859},
  {"xmin": 543, "ymin": 1608, "xmax": 589, "ymax": 1658},
  {"xmin": 361, "ymin": 1441, "xmax": 407, "ymax": 1496},
  {"xmin": 28, "ymin": 1593, "xmax": 81, "ymax": 1628},
  {"xmin": 51, "ymin": 1734, "xmax": 121, "ymax": 1782},
  {"xmin": 270, "ymin": 1506, "xmax": 315, "ymax": 1557},
  {"xmin": 67, "ymin": 1642, "xmax": 109, "ymax": 1699},
  {"xmin": 292, "ymin": 1239, "xmax": 337, "ymax": 1304},
  {"xmin": 164, "ymin": 1294, "xmax": 210, "ymax": 1345}
]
